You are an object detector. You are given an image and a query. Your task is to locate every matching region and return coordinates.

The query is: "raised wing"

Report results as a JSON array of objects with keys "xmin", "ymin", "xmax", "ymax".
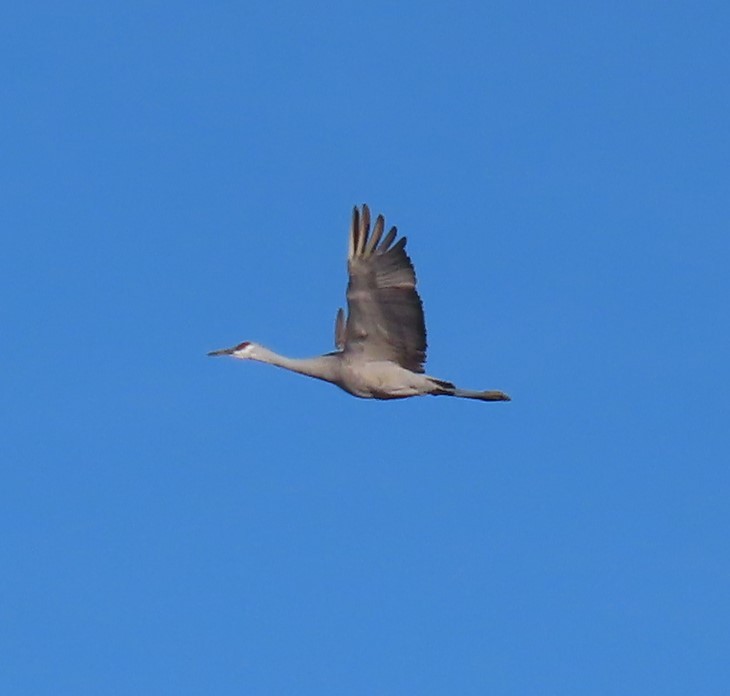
[
  {"xmin": 334, "ymin": 307, "xmax": 346, "ymax": 349},
  {"xmin": 343, "ymin": 205, "xmax": 427, "ymax": 372}
]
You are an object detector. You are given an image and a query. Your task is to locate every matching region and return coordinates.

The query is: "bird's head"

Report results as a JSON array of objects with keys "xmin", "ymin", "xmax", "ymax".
[{"xmin": 207, "ymin": 341, "xmax": 257, "ymax": 360}]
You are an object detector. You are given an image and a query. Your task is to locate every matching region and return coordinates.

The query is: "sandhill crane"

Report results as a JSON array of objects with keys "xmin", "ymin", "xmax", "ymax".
[{"xmin": 208, "ymin": 205, "xmax": 510, "ymax": 402}]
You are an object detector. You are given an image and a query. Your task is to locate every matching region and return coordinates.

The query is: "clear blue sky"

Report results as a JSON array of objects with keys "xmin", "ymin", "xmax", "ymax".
[{"xmin": 2, "ymin": 2, "xmax": 729, "ymax": 694}]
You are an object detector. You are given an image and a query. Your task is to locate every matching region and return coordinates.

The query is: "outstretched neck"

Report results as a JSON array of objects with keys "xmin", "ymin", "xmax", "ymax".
[{"xmin": 250, "ymin": 345, "xmax": 340, "ymax": 383}]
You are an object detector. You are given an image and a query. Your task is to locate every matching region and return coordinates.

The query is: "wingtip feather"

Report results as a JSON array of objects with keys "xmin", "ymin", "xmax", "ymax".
[
  {"xmin": 365, "ymin": 214, "xmax": 385, "ymax": 256},
  {"xmin": 357, "ymin": 204, "xmax": 370, "ymax": 256},
  {"xmin": 348, "ymin": 206, "xmax": 359, "ymax": 260},
  {"xmin": 379, "ymin": 226, "xmax": 398, "ymax": 252},
  {"xmin": 392, "ymin": 235, "xmax": 406, "ymax": 253}
]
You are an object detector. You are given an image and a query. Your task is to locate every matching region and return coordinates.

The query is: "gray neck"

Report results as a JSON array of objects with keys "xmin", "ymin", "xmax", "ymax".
[{"xmin": 251, "ymin": 345, "xmax": 341, "ymax": 383}]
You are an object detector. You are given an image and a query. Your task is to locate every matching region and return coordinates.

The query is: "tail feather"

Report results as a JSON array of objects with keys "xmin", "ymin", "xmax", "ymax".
[{"xmin": 430, "ymin": 377, "xmax": 456, "ymax": 391}]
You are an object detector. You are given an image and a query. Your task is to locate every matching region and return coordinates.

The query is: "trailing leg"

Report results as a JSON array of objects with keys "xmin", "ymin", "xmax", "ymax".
[{"xmin": 429, "ymin": 377, "xmax": 511, "ymax": 402}]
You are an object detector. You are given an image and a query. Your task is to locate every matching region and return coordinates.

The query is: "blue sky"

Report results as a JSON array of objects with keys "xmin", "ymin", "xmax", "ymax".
[{"xmin": 2, "ymin": 2, "xmax": 729, "ymax": 693}]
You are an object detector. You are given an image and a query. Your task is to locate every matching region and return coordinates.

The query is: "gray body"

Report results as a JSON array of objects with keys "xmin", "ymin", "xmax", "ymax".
[{"xmin": 209, "ymin": 205, "xmax": 510, "ymax": 403}]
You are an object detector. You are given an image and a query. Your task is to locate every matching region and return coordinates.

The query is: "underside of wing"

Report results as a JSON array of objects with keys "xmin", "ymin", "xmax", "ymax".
[{"xmin": 343, "ymin": 205, "xmax": 427, "ymax": 372}]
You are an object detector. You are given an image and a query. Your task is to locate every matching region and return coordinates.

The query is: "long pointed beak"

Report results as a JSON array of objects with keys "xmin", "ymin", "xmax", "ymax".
[{"xmin": 207, "ymin": 346, "xmax": 235, "ymax": 357}]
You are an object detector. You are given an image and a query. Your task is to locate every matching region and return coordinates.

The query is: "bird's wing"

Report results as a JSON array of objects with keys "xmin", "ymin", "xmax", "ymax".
[
  {"xmin": 343, "ymin": 205, "xmax": 427, "ymax": 372},
  {"xmin": 334, "ymin": 307, "xmax": 346, "ymax": 349}
]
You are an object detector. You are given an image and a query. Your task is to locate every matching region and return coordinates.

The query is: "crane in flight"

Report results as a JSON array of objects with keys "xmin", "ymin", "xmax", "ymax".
[{"xmin": 208, "ymin": 205, "xmax": 510, "ymax": 403}]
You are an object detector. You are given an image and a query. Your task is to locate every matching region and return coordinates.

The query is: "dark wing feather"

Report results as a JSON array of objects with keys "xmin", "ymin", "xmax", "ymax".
[
  {"xmin": 334, "ymin": 307, "xmax": 346, "ymax": 349},
  {"xmin": 343, "ymin": 205, "xmax": 427, "ymax": 372}
]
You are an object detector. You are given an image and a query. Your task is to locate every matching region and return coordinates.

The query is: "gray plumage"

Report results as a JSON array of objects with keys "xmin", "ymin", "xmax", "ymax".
[{"xmin": 208, "ymin": 205, "xmax": 510, "ymax": 403}]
